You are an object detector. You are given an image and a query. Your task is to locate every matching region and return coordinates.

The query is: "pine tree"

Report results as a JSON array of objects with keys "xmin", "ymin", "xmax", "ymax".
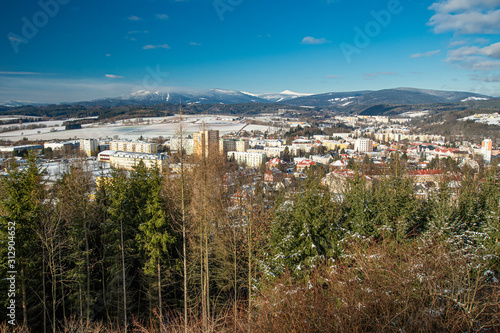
[
  {"xmin": 0, "ymin": 153, "xmax": 45, "ymax": 327},
  {"xmin": 137, "ymin": 165, "xmax": 175, "ymax": 321}
]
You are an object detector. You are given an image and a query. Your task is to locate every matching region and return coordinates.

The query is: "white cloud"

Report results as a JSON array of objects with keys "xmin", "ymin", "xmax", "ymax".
[
  {"xmin": 449, "ymin": 42, "xmax": 500, "ymax": 59},
  {"xmin": 430, "ymin": 0, "xmax": 500, "ymax": 13},
  {"xmin": 0, "ymin": 71, "xmax": 42, "ymax": 75},
  {"xmin": 156, "ymin": 14, "xmax": 169, "ymax": 20},
  {"xmin": 446, "ymin": 42, "xmax": 500, "ymax": 70},
  {"xmin": 449, "ymin": 40, "xmax": 467, "ymax": 47},
  {"xmin": 105, "ymin": 74, "xmax": 124, "ymax": 79},
  {"xmin": 301, "ymin": 36, "xmax": 330, "ymax": 45},
  {"xmin": 189, "ymin": 42, "xmax": 202, "ymax": 46},
  {"xmin": 142, "ymin": 44, "xmax": 171, "ymax": 50},
  {"xmin": 410, "ymin": 50, "xmax": 441, "ymax": 58},
  {"xmin": 325, "ymin": 75, "xmax": 340, "ymax": 78},
  {"xmin": 127, "ymin": 15, "xmax": 142, "ymax": 21},
  {"xmin": 106, "ymin": 54, "xmax": 111, "ymax": 57},
  {"xmin": 428, "ymin": 0, "xmax": 500, "ymax": 34}
]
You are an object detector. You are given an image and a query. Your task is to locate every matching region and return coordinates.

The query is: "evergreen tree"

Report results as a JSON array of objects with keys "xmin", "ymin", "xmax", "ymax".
[
  {"xmin": 270, "ymin": 176, "xmax": 340, "ymax": 278},
  {"xmin": 136, "ymin": 165, "xmax": 175, "ymax": 320},
  {"xmin": 0, "ymin": 153, "xmax": 45, "ymax": 327}
]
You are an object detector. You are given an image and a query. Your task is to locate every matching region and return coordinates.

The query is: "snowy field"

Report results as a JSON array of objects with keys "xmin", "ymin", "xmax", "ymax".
[
  {"xmin": 399, "ymin": 110, "xmax": 430, "ymax": 118},
  {"xmin": 0, "ymin": 115, "xmax": 278, "ymax": 141},
  {"xmin": 460, "ymin": 113, "xmax": 500, "ymax": 126}
]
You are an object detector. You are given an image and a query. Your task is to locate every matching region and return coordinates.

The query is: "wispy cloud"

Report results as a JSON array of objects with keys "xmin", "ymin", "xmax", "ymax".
[
  {"xmin": 428, "ymin": 0, "xmax": 500, "ymax": 34},
  {"xmin": 0, "ymin": 71, "xmax": 43, "ymax": 75},
  {"xmin": 8, "ymin": 36, "xmax": 24, "ymax": 42},
  {"xmin": 189, "ymin": 42, "xmax": 202, "ymax": 46},
  {"xmin": 156, "ymin": 14, "xmax": 169, "ymax": 20},
  {"xmin": 447, "ymin": 42, "xmax": 500, "ymax": 70},
  {"xmin": 449, "ymin": 42, "xmax": 500, "ymax": 59},
  {"xmin": 127, "ymin": 15, "xmax": 142, "ymax": 21},
  {"xmin": 301, "ymin": 36, "xmax": 330, "ymax": 45},
  {"xmin": 325, "ymin": 75, "xmax": 340, "ymax": 78},
  {"xmin": 142, "ymin": 44, "xmax": 171, "ymax": 50},
  {"xmin": 105, "ymin": 74, "xmax": 124, "ymax": 79},
  {"xmin": 410, "ymin": 50, "xmax": 441, "ymax": 58},
  {"xmin": 363, "ymin": 72, "xmax": 397, "ymax": 78},
  {"xmin": 471, "ymin": 73, "xmax": 500, "ymax": 82}
]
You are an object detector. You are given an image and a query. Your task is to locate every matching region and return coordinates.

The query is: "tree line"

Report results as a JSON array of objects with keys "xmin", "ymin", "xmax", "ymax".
[{"xmin": 1, "ymin": 153, "xmax": 499, "ymax": 332}]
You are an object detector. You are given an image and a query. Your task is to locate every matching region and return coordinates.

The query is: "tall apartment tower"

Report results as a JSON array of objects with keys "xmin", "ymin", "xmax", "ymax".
[
  {"xmin": 482, "ymin": 138, "xmax": 493, "ymax": 163},
  {"xmin": 79, "ymin": 139, "xmax": 98, "ymax": 156},
  {"xmin": 194, "ymin": 130, "xmax": 220, "ymax": 158},
  {"xmin": 354, "ymin": 138, "xmax": 373, "ymax": 153}
]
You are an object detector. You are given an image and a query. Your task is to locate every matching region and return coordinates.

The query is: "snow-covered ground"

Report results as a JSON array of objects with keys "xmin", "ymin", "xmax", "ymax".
[
  {"xmin": 0, "ymin": 115, "xmax": 277, "ymax": 141},
  {"xmin": 460, "ymin": 113, "xmax": 500, "ymax": 126},
  {"xmin": 399, "ymin": 110, "xmax": 429, "ymax": 118}
]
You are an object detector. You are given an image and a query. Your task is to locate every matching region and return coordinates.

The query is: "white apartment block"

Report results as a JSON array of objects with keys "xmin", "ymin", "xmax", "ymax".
[
  {"xmin": 44, "ymin": 140, "xmax": 80, "ymax": 150},
  {"xmin": 99, "ymin": 151, "xmax": 169, "ymax": 172},
  {"xmin": 236, "ymin": 140, "xmax": 249, "ymax": 152},
  {"xmin": 109, "ymin": 140, "xmax": 157, "ymax": 154},
  {"xmin": 482, "ymin": 139, "xmax": 493, "ymax": 163},
  {"xmin": 80, "ymin": 139, "xmax": 99, "ymax": 156},
  {"xmin": 169, "ymin": 137, "xmax": 194, "ymax": 155},
  {"xmin": 355, "ymin": 138, "xmax": 374, "ymax": 153},
  {"xmin": 227, "ymin": 151, "xmax": 266, "ymax": 168},
  {"xmin": 264, "ymin": 147, "xmax": 284, "ymax": 158}
]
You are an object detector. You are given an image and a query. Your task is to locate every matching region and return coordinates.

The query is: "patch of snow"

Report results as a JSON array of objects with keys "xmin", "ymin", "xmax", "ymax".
[{"xmin": 461, "ymin": 96, "xmax": 489, "ymax": 102}]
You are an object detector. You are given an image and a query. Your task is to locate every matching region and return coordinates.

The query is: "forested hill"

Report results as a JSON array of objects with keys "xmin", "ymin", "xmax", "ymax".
[
  {"xmin": 1, "ymin": 154, "xmax": 499, "ymax": 332},
  {"xmin": 0, "ymin": 103, "xmax": 311, "ymax": 120}
]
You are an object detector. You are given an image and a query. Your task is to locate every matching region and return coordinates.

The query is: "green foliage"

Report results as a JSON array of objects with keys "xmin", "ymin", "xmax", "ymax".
[
  {"xmin": 270, "ymin": 178, "xmax": 340, "ymax": 278},
  {"xmin": 136, "ymin": 165, "xmax": 176, "ymax": 275}
]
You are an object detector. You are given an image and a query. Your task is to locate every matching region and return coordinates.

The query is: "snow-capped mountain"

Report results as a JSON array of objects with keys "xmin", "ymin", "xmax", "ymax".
[
  {"xmin": 69, "ymin": 87, "xmax": 492, "ymax": 108},
  {"xmin": 0, "ymin": 100, "xmax": 44, "ymax": 107},
  {"xmin": 84, "ymin": 89, "xmax": 269, "ymax": 106},
  {"xmin": 257, "ymin": 90, "xmax": 313, "ymax": 103},
  {"xmin": 285, "ymin": 88, "xmax": 491, "ymax": 107}
]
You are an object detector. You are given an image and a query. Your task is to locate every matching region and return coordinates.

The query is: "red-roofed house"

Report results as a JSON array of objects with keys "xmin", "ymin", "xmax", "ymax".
[
  {"xmin": 266, "ymin": 158, "xmax": 285, "ymax": 170},
  {"xmin": 264, "ymin": 169, "xmax": 283, "ymax": 183},
  {"xmin": 296, "ymin": 159, "xmax": 316, "ymax": 172}
]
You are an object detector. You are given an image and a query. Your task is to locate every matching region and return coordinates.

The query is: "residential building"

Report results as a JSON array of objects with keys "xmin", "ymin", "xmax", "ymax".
[
  {"xmin": 311, "ymin": 154, "xmax": 333, "ymax": 164},
  {"xmin": 99, "ymin": 151, "xmax": 170, "ymax": 172},
  {"xmin": 220, "ymin": 139, "xmax": 237, "ymax": 154},
  {"xmin": 354, "ymin": 138, "xmax": 373, "ymax": 153},
  {"xmin": 44, "ymin": 140, "xmax": 80, "ymax": 150},
  {"xmin": 79, "ymin": 139, "xmax": 98, "ymax": 156},
  {"xmin": 482, "ymin": 139, "xmax": 493, "ymax": 163},
  {"xmin": 227, "ymin": 151, "xmax": 266, "ymax": 168},
  {"xmin": 109, "ymin": 140, "xmax": 157, "ymax": 154},
  {"xmin": 296, "ymin": 159, "xmax": 316, "ymax": 172},
  {"xmin": 236, "ymin": 139, "xmax": 249, "ymax": 152},
  {"xmin": 194, "ymin": 130, "xmax": 219, "ymax": 158},
  {"xmin": 264, "ymin": 169, "xmax": 283, "ymax": 183},
  {"xmin": 169, "ymin": 137, "xmax": 194, "ymax": 155},
  {"xmin": 266, "ymin": 158, "xmax": 286, "ymax": 170}
]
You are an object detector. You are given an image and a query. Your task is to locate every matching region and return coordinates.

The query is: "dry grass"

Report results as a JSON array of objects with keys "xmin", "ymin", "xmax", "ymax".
[
  {"xmin": 252, "ymin": 238, "xmax": 500, "ymax": 333},
  {"xmin": 2, "ymin": 238, "xmax": 498, "ymax": 332}
]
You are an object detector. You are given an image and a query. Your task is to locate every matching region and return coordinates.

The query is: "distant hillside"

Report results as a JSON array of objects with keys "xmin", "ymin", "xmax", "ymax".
[
  {"xmin": 285, "ymin": 88, "xmax": 490, "ymax": 108},
  {"xmin": 0, "ymin": 103, "xmax": 312, "ymax": 120},
  {"xmin": 0, "ymin": 87, "xmax": 495, "ymax": 119}
]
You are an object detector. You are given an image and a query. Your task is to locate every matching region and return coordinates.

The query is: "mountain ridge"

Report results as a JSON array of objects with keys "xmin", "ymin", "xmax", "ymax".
[{"xmin": 1, "ymin": 87, "xmax": 492, "ymax": 109}]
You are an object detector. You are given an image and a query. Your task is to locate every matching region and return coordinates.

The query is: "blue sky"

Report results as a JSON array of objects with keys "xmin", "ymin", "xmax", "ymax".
[{"xmin": 1, "ymin": 0, "xmax": 500, "ymax": 103}]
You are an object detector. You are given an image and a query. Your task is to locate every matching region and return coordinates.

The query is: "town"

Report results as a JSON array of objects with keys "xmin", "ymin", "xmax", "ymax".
[{"xmin": 0, "ymin": 112, "xmax": 496, "ymax": 199}]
